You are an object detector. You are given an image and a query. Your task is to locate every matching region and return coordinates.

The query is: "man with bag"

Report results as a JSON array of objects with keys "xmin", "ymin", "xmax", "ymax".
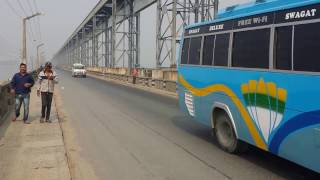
[{"xmin": 37, "ymin": 62, "xmax": 58, "ymax": 123}]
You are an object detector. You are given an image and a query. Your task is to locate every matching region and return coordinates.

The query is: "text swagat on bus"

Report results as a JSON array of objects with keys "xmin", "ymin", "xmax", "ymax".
[{"xmin": 178, "ymin": 0, "xmax": 320, "ymax": 173}]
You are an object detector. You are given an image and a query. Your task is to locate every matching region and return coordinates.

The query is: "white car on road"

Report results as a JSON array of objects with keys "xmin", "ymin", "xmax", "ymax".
[{"xmin": 72, "ymin": 63, "xmax": 86, "ymax": 78}]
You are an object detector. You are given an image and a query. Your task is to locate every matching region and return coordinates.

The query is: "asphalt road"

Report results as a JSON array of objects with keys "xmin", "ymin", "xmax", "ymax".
[{"xmin": 57, "ymin": 70, "xmax": 319, "ymax": 180}]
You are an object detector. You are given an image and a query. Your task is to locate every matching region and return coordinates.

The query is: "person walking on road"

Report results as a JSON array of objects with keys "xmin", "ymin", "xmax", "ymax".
[
  {"xmin": 37, "ymin": 62, "xmax": 58, "ymax": 123},
  {"xmin": 10, "ymin": 63, "xmax": 35, "ymax": 124}
]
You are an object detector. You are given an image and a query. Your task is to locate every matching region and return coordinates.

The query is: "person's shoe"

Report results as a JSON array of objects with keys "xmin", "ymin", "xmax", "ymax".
[
  {"xmin": 12, "ymin": 117, "xmax": 17, "ymax": 122},
  {"xmin": 40, "ymin": 118, "xmax": 45, "ymax": 123},
  {"xmin": 24, "ymin": 120, "xmax": 31, "ymax": 124},
  {"xmin": 46, "ymin": 120, "xmax": 52, "ymax": 123}
]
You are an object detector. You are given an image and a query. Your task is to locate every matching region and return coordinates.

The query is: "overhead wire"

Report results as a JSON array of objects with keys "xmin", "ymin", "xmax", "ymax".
[
  {"xmin": 0, "ymin": 32, "xmax": 12, "ymax": 50},
  {"xmin": 32, "ymin": 0, "xmax": 43, "ymax": 42},
  {"xmin": 26, "ymin": 0, "xmax": 34, "ymax": 14},
  {"xmin": 16, "ymin": 0, "xmax": 37, "ymax": 46},
  {"xmin": 26, "ymin": 0, "xmax": 37, "ymax": 34},
  {"xmin": 16, "ymin": 0, "xmax": 28, "ymax": 16},
  {"xmin": 5, "ymin": 0, "xmax": 22, "ymax": 18},
  {"xmin": 27, "ymin": 24, "xmax": 37, "ymax": 66},
  {"xmin": 3, "ymin": 0, "xmax": 23, "ymax": 62},
  {"xmin": 37, "ymin": 16, "xmax": 42, "ymax": 42},
  {"xmin": 16, "ymin": 0, "xmax": 40, "ymax": 65},
  {"xmin": 3, "ymin": 0, "xmax": 43, "ymax": 62},
  {"xmin": 26, "ymin": 0, "xmax": 39, "ymax": 43},
  {"xmin": 33, "ymin": 0, "xmax": 39, "ymax": 11},
  {"xmin": 28, "ymin": 21, "xmax": 36, "ymax": 45},
  {"xmin": 0, "ymin": 31, "xmax": 20, "ymax": 61},
  {"xmin": 32, "ymin": 0, "xmax": 44, "ymax": 58}
]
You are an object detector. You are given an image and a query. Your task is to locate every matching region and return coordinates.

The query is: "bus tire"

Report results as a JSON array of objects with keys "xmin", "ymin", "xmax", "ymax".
[{"xmin": 214, "ymin": 111, "xmax": 248, "ymax": 154}]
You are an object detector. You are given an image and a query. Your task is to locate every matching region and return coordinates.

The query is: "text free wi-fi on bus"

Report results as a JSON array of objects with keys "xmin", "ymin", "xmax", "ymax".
[{"xmin": 178, "ymin": 0, "xmax": 320, "ymax": 173}]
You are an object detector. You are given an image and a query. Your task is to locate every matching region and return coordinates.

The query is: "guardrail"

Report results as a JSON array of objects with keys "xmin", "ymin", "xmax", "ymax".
[
  {"xmin": 0, "ymin": 70, "xmax": 39, "ymax": 125},
  {"xmin": 0, "ymin": 82, "xmax": 14, "ymax": 124},
  {"xmin": 88, "ymin": 70, "xmax": 178, "ymax": 93}
]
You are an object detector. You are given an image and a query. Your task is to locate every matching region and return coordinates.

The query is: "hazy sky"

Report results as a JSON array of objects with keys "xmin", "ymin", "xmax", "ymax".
[
  {"xmin": 0, "ymin": 0, "xmax": 99, "ymax": 64},
  {"xmin": 0, "ymin": 0, "xmax": 251, "ymax": 67}
]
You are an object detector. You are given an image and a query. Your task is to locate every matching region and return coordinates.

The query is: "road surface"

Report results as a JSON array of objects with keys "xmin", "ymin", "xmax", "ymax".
[{"xmin": 57, "ymin": 70, "xmax": 319, "ymax": 180}]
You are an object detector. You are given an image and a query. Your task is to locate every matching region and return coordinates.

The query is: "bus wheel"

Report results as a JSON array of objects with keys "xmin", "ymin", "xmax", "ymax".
[{"xmin": 214, "ymin": 111, "xmax": 248, "ymax": 154}]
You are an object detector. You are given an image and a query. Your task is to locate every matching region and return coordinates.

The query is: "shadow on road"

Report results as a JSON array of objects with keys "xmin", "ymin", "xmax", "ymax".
[{"xmin": 171, "ymin": 115, "xmax": 320, "ymax": 180}]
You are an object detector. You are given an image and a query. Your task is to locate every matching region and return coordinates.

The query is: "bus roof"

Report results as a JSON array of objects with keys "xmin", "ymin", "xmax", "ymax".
[{"xmin": 186, "ymin": 0, "xmax": 320, "ymax": 30}]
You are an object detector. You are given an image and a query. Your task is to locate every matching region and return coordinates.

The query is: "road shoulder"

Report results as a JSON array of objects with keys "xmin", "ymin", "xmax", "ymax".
[{"xmin": 54, "ymin": 87, "xmax": 98, "ymax": 180}]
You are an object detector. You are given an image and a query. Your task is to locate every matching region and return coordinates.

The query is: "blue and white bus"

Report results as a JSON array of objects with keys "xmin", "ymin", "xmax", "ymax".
[{"xmin": 178, "ymin": 0, "xmax": 320, "ymax": 173}]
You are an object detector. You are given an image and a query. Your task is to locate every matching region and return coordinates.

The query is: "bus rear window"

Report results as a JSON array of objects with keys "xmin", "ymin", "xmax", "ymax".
[
  {"xmin": 232, "ymin": 28, "xmax": 270, "ymax": 69},
  {"xmin": 181, "ymin": 38, "xmax": 190, "ymax": 64},
  {"xmin": 189, "ymin": 37, "xmax": 202, "ymax": 65},
  {"xmin": 294, "ymin": 22, "xmax": 320, "ymax": 72}
]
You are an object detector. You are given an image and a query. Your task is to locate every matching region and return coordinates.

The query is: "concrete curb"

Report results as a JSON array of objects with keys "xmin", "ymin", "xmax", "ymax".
[
  {"xmin": 53, "ymin": 92, "xmax": 73, "ymax": 180},
  {"xmin": 62, "ymin": 68, "xmax": 178, "ymax": 100},
  {"xmin": 87, "ymin": 72, "xmax": 179, "ymax": 99}
]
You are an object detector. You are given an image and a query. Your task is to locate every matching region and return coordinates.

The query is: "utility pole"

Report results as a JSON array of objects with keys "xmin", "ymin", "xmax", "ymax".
[
  {"xmin": 37, "ymin": 43, "xmax": 44, "ymax": 68},
  {"xmin": 40, "ymin": 52, "xmax": 45, "ymax": 64},
  {"xmin": 22, "ymin": 13, "xmax": 42, "ymax": 64},
  {"xmin": 30, "ymin": 56, "xmax": 34, "ymax": 70}
]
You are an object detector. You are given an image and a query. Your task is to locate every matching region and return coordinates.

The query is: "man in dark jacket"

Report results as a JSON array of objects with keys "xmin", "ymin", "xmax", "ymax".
[{"xmin": 10, "ymin": 63, "xmax": 35, "ymax": 124}]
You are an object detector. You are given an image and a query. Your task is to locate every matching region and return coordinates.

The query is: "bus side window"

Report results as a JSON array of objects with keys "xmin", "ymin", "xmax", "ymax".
[
  {"xmin": 214, "ymin": 33, "xmax": 230, "ymax": 66},
  {"xmin": 189, "ymin": 37, "xmax": 202, "ymax": 65},
  {"xmin": 294, "ymin": 22, "xmax": 320, "ymax": 72},
  {"xmin": 181, "ymin": 38, "xmax": 190, "ymax": 64},
  {"xmin": 202, "ymin": 35, "xmax": 215, "ymax": 65},
  {"xmin": 274, "ymin": 26, "xmax": 293, "ymax": 70},
  {"xmin": 232, "ymin": 28, "xmax": 270, "ymax": 69}
]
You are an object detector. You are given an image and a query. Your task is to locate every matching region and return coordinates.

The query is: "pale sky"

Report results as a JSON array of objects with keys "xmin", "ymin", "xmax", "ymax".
[
  {"xmin": 0, "ymin": 0, "xmax": 100, "ymax": 64},
  {"xmin": 0, "ymin": 0, "xmax": 251, "ymax": 67}
]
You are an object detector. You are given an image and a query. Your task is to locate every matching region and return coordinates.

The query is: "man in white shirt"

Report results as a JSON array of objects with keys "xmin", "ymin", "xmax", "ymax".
[{"xmin": 37, "ymin": 62, "xmax": 58, "ymax": 123}]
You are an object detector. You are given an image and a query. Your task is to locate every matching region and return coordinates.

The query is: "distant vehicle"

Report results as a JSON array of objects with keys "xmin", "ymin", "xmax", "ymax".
[
  {"xmin": 178, "ymin": 0, "xmax": 320, "ymax": 173},
  {"xmin": 72, "ymin": 63, "xmax": 86, "ymax": 78}
]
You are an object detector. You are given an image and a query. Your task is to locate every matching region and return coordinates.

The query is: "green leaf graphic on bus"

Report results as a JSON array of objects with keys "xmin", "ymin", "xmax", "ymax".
[{"xmin": 241, "ymin": 79, "xmax": 287, "ymax": 144}]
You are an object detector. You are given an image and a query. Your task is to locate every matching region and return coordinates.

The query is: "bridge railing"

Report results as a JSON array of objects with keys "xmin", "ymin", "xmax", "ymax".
[
  {"xmin": 0, "ymin": 82, "xmax": 14, "ymax": 124},
  {"xmin": 86, "ymin": 67, "xmax": 178, "ymax": 93},
  {"xmin": 0, "ymin": 70, "xmax": 39, "ymax": 125}
]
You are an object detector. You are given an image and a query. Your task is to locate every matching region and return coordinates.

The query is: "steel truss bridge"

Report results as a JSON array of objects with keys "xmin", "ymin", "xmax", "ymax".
[{"xmin": 53, "ymin": 0, "xmax": 218, "ymax": 71}]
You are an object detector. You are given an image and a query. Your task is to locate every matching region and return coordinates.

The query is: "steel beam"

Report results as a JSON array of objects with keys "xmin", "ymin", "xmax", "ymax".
[
  {"xmin": 135, "ymin": 13, "xmax": 140, "ymax": 67},
  {"xmin": 156, "ymin": 0, "xmax": 218, "ymax": 68},
  {"xmin": 53, "ymin": 0, "xmax": 219, "ymax": 70},
  {"xmin": 112, "ymin": 0, "xmax": 117, "ymax": 67}
]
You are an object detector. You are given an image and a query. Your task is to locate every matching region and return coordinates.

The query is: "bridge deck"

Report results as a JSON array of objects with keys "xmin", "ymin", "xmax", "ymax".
[
  {"xmin": 54, "ymin": 69, "xmax": 319, "ymax": 179},
  {"xmin": 0, "ymin": 70, "xmax": 318, "ymax": 179}
]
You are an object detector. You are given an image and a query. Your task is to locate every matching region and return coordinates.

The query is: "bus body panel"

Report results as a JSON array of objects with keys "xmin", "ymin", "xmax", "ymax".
[
  {"xmin": 178, "ymin": 0, "xmax": 320, "ymax": 173},
  {"xmin": 178, "ymin": 66, "xmax": 320, "ymax": 173}
]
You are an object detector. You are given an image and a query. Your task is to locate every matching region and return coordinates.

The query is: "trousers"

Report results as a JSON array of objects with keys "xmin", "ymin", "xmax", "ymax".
[
  {"xmin": 41, "ymin": 92, "xmax": 53, "ymax": 120},
  {"xmin": 15, "ymin": 93, "xmax": 30, "ymax": 121}
]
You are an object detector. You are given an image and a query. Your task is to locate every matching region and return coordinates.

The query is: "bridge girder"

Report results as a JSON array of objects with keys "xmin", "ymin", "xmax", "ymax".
[{"xmin": 53, "ymin": 0, "xmax": 219, "ymax": 70}]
